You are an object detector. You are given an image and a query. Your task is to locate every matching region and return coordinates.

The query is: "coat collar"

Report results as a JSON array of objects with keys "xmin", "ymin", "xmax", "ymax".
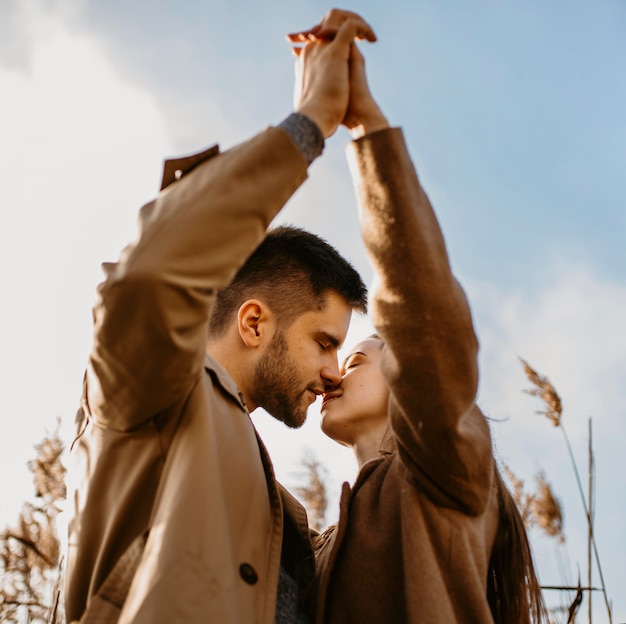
[
  {"xmin": 203, "ymin": 351, "xmax": 248, "ymax": 411},
  {"xmin": 379, "ymin": 425, "xmax": 397, "ymax": 455}
]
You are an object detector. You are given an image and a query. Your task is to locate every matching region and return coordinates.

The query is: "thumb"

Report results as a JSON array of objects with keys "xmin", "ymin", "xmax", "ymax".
[{"xmin": 331, "ymin": 18, "xmax": 361, "ymax": 52}]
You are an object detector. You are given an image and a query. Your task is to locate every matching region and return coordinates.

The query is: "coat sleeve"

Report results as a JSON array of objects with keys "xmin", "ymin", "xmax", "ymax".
[
  {"xmin": 86, "ymin": 127, "xmax": 309, "ymax": 431},
  {"xmin": 348, "ymin": 127, "xmax": 493, "ymax": 515}
]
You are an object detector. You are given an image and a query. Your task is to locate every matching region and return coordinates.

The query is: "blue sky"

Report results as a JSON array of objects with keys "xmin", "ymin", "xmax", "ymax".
[{"xmin": 1, "ymin": 0, "xmax": 624, "ymax": 620}]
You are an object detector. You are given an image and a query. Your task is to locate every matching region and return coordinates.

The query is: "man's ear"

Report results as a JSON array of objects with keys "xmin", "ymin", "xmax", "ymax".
[{"xmin": 237, "ymin": 299, "xmax": 274, "ymax": 348}]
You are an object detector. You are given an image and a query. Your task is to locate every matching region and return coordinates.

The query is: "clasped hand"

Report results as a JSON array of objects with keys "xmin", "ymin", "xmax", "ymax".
[{"xmin": 287, "ymin": 9, "xmax": 388, "ymax": 140}]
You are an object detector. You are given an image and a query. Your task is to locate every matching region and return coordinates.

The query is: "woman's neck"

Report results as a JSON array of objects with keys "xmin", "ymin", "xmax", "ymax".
[{"xmin": 352, "ymin": 421, "xmax": 391, "ymax": 468}]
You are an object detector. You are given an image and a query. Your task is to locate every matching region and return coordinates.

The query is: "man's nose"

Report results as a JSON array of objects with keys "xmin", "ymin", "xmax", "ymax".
[
  {"xmin": 321, "ymin": 359, "xmax": 342, "ymax": 389},
  {"xmin": 323, "ymin": 377, "xmax": 342, "ymax": 394}
]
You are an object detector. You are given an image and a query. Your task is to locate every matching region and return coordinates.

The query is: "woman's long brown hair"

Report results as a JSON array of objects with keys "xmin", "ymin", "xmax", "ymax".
[{"xmin": 487, "ymin": 469, "xmax": 548, "ymax": 623}]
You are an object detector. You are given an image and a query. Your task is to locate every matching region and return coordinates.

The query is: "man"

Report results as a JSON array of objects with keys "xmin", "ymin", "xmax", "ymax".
[{"xmin": 65, "ymin": 13, "xmax": 374, "ymax": 623}]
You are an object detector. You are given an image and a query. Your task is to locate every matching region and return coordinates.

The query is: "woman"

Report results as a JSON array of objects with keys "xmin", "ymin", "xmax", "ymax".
[
  {"xmin": 291, "ymin": 15, "xmax": 547, "ymax": 623},
  {"xmin": 316, "ymin": 335, "xmax": 546, "ymax": 623}
]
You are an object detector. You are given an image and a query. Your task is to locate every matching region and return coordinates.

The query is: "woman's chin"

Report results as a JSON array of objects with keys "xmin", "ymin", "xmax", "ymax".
[{"xmin": 320, "ymin": 414, "xmax": 349, "ymax": 446}]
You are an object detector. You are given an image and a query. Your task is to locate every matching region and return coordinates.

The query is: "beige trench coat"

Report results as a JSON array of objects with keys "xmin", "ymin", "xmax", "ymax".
[{"xmin": 65, "ymin": 127, "xmax": 315, "ymax": 623}]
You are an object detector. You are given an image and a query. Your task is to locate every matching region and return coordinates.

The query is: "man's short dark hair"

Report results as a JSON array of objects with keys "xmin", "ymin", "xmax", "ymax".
[{"xmin": 208, "ymin": 225, "xmax": 367, "ymax": 337}]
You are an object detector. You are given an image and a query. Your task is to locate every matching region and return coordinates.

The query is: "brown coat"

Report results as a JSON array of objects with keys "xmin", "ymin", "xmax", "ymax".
[
  {"xmin": 313, "ymin": 128, "xmax": 499, "ymax": 623},
  {"xmin": 65, "ymin": 127, "xmax": 315, "ymax": 623}
]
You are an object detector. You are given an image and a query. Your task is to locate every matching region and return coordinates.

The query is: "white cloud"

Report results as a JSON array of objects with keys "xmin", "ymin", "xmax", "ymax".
[
  {"xmin": 468, "ymin": 261, "xmax": 626, "ymax": 445},
  {"xmin": 465, "ymin": 261, "xmax": 626, "ymax": 615},
  {"xmin": 0, "ymin": 1, "xmax": 173, "ymax": 523}
]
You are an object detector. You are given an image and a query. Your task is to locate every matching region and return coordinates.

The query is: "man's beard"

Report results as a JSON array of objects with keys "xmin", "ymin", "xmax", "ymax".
[{"xmin": 251, "ymin": 330, "xmax": 308, "ymax": 429}]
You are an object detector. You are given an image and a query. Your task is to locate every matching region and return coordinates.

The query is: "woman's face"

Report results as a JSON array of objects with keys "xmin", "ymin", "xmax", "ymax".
[{"xmin": 320, "ymin": 337, "xmax": 390, "ymax": 445}]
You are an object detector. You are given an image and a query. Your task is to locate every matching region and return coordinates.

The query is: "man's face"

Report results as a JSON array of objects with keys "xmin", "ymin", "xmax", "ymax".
[{"xmin": 251, "ymin": 291, "xmax": 352, "ymax": 429}]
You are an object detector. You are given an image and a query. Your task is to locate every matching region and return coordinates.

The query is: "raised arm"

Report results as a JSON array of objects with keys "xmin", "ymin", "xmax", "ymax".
[
  {"xmin": 86, "ymin": 23, "xmax": 365, "ymax": 431},
  {"xmin": 346, "ymin": 45, "xmax": 494, "ymax": 514}
]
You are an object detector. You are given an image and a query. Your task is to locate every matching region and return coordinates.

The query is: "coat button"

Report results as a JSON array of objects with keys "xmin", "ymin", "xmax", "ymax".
[{"xmin": 239, "ymin": 563, "xmax": 258, "ymax": 585}]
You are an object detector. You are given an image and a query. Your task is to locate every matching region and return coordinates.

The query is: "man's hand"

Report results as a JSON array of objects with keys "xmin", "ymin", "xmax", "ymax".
[{"xmin": 288, "ymin": 10, "xmax": 376, "ymax": 139}]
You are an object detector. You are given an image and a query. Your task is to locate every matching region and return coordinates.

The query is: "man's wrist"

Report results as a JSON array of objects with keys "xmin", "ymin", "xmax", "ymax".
[{"xmin": 278, "ymin": 113, "xmax": 325, "ymax": 165}]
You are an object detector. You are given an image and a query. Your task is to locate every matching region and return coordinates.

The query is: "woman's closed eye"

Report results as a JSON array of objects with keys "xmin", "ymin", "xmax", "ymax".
[{"xmin": 341, "ymin": 352, "xmax": 367, "ymax": 374}]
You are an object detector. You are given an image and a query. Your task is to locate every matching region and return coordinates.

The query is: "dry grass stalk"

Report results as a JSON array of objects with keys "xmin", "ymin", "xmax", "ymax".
[
  {"xmin": 502, "ymin": 464, "xmax": 536, "ymax": 529},
  {"xmin": 518, "ymin": 358, "xmax": 614, "ymax": 623},
  {"xmin": 294, "ymin": 450, "xmax": 329, "ymax": 533},
  {"xmin": 520, "ymin": 358, "xmax": 563, "ymax": 427},
  {"xmin": 0, "ymin": 419, "xmax": 66, "ymax": 624},
  {"xmin": 503, "ymin": 465, "xmax": 565, "ymax": 544},
  {"xmin": 28, "ymin": 433, "xmax": 66, "ymax": 505},
  {"xmin": 531, "ymin": 471, "xmax": 565, "ymax": 544}
]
